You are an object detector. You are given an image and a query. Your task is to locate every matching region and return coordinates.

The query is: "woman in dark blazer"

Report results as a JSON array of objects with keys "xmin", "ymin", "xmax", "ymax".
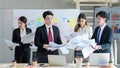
[{"xmin": 12, "ymin": 16, "xmax": 32, "ymax": 63}]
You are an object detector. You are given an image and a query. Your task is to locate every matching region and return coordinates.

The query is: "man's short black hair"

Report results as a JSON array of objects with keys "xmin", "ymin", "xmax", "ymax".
[
  {"xmin": 43, "ymin": 11, "xmax": 54, "ymax": 19},
  {"xmin": 96, "ymin": 11, "xmax": 107, "ymax": 22}
]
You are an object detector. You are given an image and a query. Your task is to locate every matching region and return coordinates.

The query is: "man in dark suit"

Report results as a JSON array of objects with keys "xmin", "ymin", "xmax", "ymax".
[
  {"xmin": 12, "ymin": 16, "xmax": 32, "ymax": 63},
  {"xmin": 92, "ymin": 11, "xmax": 113, "ymax": 61},
  {"xmin": 34, "ymin": 11, "xmax": 62, "ymax": 63}
]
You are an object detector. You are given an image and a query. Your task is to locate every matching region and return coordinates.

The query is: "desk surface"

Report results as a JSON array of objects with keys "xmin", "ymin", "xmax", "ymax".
[{"xmin": 0, "ymin": 63, "xmax": 117, "ymax": 68}]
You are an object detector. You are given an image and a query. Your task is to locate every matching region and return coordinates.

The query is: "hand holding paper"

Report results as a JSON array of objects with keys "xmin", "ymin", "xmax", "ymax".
[
  {"xmin": 48, "ymin": 42, "xmax": 70, "ymax": 54},
  {"xmin": 4, "ymin": 39, "xmax": 19, "ymax": 46},
  {"xmin": 4, "ymin": 39, "xmax": 19, "ymax": 50},
  {"xmin": 49, "ymin": 42, "xmax": 62, "ymax": 48}
]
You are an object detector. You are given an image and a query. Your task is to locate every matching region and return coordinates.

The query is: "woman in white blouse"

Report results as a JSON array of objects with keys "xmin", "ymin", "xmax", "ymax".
[{"xmin": 74, "ymin": 13, "xmax": 93, "ymax": 62}]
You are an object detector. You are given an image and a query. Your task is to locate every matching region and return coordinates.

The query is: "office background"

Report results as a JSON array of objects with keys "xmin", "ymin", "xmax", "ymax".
[{"xmin": 0, "ymin": 0, "xmax": 120, "ymax": 64}]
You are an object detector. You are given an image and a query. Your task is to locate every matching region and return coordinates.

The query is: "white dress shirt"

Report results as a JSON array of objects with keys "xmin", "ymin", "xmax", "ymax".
[
  {"xmin": 78, "ymin": 25, "xmax": 93, "ymax": 39},
  {"xmin": 76, "ymin": 25, "xmax": 93, "ymax": 51},
  {"xmin": 20, "ymin": 28, "xmax": 26, "ymax": 42},
  {"xmin": 99, "ymin": 23, "xmax": 106, "ymax": 42}
]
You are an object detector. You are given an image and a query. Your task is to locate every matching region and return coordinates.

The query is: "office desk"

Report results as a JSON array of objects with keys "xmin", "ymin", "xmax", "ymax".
[{"xmin": 0, "ymin": 63, "xmax": 117, "ymax": 68}]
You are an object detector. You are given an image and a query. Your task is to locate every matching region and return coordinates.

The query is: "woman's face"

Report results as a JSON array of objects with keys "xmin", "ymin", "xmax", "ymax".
[
  {"xmin": 18, "ymin": 20, "xmax": 26, "ymax": 29},
  {"xmin": 78, "ymin": 18, "xmax": 86, "ymax": 27}
]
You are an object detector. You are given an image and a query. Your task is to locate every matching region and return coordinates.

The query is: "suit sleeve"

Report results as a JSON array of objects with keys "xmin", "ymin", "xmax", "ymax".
[
  {"xmin": 34, "ymin": 28, "xmax": 44, "ymax": 49},
  {"xmin": 91, "ymin": 27, "xmax": 97, "ymax": 39},
  {"xmin": 101, "ymin": 28, "xmax": 114, "ymax": 50},
  {"xmin": 12, "ymin": 29, "xmax": 17, "ymax": 43},
  {"xmin": 12, "ymin": 29, "xmax": 24, "ymax": 46},
  {"xmin": 57, "ymin": 28, "xmax": 62, "ymax": 44}
]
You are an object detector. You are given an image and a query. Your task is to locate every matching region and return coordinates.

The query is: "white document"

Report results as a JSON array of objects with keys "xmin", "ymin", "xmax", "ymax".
[
  {"xmin": 69, "ymin": 35, "xmax": 89, "ymax": 44},
  {"xmin": 64, "ymin": 43, "xmax": 76, "ymax": 50},
  {"xmin": 48, "ymin": 42, "xmax": 63, "ymax": 51},
  {"xmin": 69, "ymin": 32, "xmax": 79, "ymax": 38},
  {"xmin": 82, "ymin": 46, "xmax": 94, "ymax": 59},
  {"xmin": 64, "ymin": 35, "xmax": 73, "ymax": 41},
  {"xmin": 49, "ymin": 42, "xmax": 62, "ymax": 48},
  {"xmin": 21, "ymin": 33, "xmax": 35, "ymax": 44},
  {"xmin": 81, "ymin": 39, "xmax": 96, "ymax": 47},
  {"xmin": 64, "ymin": 32, "xmax": 83, "ymax": 40},
  {"xmin": 4, "ymin": 39, "xmax": 19, "ymax": 46},
  {"xmin": 49, "ymin": 42, "xmax": 70, "ymax": 54},
  {"xmin": 69, "ymin": 36, "xmax": 96, "ymax": 48},
  {"xmin": 59, "ymin": 47, "xmax": 70, "ymax": 54}
]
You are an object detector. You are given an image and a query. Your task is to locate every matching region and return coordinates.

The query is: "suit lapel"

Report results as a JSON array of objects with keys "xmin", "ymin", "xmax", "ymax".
[
  {"xmin": 43, "ymin": 25, "xmax": 49, "ymax": 41},
  {"xmin": 17, "ymin": 28, "xmax": 21, "ymax": 41},
  {"xmin": 26, "ymin": 28, "xmax": 30, "ymax": 34},
  {"xmin": 100, "ymin": 25, "xmax": 107, "ymax": 42},
  {"xmin": 52, "ymin": 25, "xmax": 56, "ymax": 42}
]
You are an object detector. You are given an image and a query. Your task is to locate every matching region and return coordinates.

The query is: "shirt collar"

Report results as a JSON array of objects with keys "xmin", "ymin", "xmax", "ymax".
[
  {"xmin": 45, "ymin": 24, "xmax": 52, "ymax": 29},
  {"xmin": 100, "ymin": 23, "xmax": 106, "ymax": 30},
  {"xmin": 20, "ymin": 28, "xmax": 26, "ymax": 32}
]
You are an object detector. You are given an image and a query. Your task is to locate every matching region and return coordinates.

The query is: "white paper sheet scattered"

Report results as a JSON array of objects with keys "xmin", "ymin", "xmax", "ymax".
[
  {"xmin": 64, "ymin": 35, "xmax": 96, "ymax": 58},
  {"xmin": 81, "ymin": 39, "xmax": 96, "ymax": 47},
  {"xmin": 59, "ymin": 47, "xmax": 70, "ymax": 54},
  {"xmin": 4, "ymin": 39, "xmax": 19, "ymax": 46},
  {"xmin": 49, "ymin": 42, "xmax": 62, "ymax": 48},
  {"xmin": 64, "ymin": 32, "xmax": 88, "ymax": 41},
  {"xmin": 21, "ymin": 33, "xmax": 35, "ymax": 43},
  {"xmin": 64, "ymin": 43, "xmax": 76, "ymax": 50},
  {"xmin": 48, "ymin": 42, "xmax": 63, "ymax": 51},
  {"xmin": 82, "ymin": 46, "xmax": 94, "ymax": 59}
]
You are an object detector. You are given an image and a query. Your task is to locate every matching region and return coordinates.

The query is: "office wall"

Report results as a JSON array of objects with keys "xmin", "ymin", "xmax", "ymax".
[
  {"xmin": 0, "ymin": 9, "xmax": 4, "ymax": 63},
  {"xmin": 0, "ymin": 0, "xmax": 120, "ymax": 64},
  {"xmin": 0, "ymin": 0, "xmax": 75, "ymax": 9}
]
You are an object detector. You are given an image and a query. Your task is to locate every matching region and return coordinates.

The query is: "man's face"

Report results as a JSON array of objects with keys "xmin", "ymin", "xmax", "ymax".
[
  {"xmin": 44, "ymin": 15, "xmax": 53, "ymax": 26},
  {"xmin": 97, "ymin": 15, "xmax": 106, "ymax": 26}
]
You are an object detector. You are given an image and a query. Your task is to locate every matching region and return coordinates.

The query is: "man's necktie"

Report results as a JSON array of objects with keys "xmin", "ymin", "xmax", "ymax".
[
  {"xmin": 97, "ymin": 28, "xmax": 101, "ymax": 44},
  {"xmin": 48, "ymin": 27, "xmax": 53, "ymax": 42},
  {"xmin": 95, "ymin": 27, "xmax": 101, "ymax": 53}
]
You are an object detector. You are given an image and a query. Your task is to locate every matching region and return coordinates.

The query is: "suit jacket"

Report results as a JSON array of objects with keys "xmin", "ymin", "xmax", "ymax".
[
  {"xmin": 34, "ymin": 25, "xmax": 62, "ymax": 52},
  {"xmin": 12, "ymin": 28, "xmax": 32, "ymax": 53},
  {"xmin": 92, "ymin": 25, "xmax": 113, "ymax": 53}
]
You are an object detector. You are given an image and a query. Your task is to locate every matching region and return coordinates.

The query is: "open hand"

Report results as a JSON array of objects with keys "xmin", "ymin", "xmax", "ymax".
[
  {"xmin": 91, "ymin": 45, "xmax": 101, "ymax": 50},
  {"xmin": 43, "ymin": 44, "xmax": 50, "ymax": 50}
]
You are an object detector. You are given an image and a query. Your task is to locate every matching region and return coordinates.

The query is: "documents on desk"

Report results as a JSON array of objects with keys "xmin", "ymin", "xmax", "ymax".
[
  {"xmin": 4, "ymin": 39, "xmax": 19, "ymax": 47},
  {"xmin": 21, "ymin": 33, "xmax": 35, "ymax": 44}
]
